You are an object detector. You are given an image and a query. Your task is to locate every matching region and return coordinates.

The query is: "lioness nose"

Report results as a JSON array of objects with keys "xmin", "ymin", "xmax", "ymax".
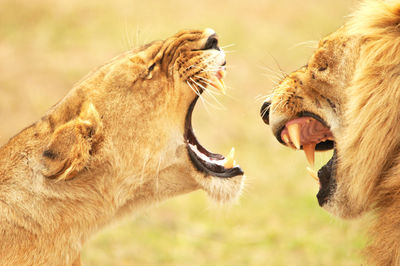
[{"xmin": 260, "ymin": 101, "xmax": 271, "ymax": 125}]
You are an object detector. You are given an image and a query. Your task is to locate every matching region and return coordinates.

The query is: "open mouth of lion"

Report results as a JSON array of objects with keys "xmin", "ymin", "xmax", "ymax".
[
  {"xmin": 184, "ymin": 70, "xmax": 244, "ymax": 178},
  {"xmin": 277, "ymin": 112, "xmax": 336, "ymax": 201}
]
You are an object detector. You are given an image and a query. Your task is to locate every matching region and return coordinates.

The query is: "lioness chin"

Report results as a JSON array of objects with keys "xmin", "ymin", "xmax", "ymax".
[
  {"xmin": 261, "ymin": 0, "xmax": 400, "ymax": 264},
  {"xmin": 0, "ymin": 29, "xmax": 244, "ymax": 265}
]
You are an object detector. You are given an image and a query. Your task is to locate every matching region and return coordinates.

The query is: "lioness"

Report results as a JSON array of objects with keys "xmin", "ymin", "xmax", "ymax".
[
  {"xmin": 0, "ymin": 29, "xmax": 244, "ymax": 265},
  {"xmin": 261, "ymin": 0, "xmax": 400, "ymax": 264}
]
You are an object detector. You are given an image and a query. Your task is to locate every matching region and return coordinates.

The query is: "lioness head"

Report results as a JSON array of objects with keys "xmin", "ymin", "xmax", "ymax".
[
  {"xmin": 0, "ymin": 29, "xmax": 245, "ymax": 265},
  {"xmin": 261, "ymin": 1, "xmax": 400, "ymax": 219},
  {"xmin": 36, "ymin": 29, "xmax": 244, "ymax": 207}
]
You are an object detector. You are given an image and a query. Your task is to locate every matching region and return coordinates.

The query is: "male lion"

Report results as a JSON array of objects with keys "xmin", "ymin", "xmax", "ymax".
[
  {"xmin": 0, "ymin": 29, "xmax": 244, "ymax": 265},
  {"xmin": 261, "ymin": 0, "xmax": 400, "ymax": 264}
]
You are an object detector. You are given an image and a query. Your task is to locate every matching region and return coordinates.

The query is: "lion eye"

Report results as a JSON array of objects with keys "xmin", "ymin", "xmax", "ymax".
[{"xmin": 318, "ymin": 65, "xmax": 328, "ymax": 72}]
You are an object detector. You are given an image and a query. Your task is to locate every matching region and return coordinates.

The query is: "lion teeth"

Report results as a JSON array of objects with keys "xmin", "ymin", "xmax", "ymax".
[
  {"xmin": 303, "ymin": 143, "xmax": 316, "ymax": 167},
  {"xmin": 306, "ymin": 167, "xmax": 319, "ymax": 182},
  {"xmin": 224, "ymin": 147, "xmax": 235, "ymax": 168},
  {"xmin": 281, "ymin": 133, "xmax": 296, "ymax": 150},
  {"xmin": 282, "ymin": 133, "xmax": 290, "ymax": 145},
  {"xmin": 287, "ymin": 123, "xmax": 301, "ymax": 149}
]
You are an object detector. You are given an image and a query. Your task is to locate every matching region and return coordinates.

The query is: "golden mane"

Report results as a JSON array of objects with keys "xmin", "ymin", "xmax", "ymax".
[{"xmin": 336, "ymin": 0, "xmax": 400, "ymax": 216}]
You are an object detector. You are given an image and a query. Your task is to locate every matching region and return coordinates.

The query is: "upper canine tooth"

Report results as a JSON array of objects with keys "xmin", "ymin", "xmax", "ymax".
[
  {"xmin": 212, "ymin": 76, "xmax": 226, "ymax": 94},
  {"xmin": 217, "ymin": 69, "xmax": 226, "ymax": 79},
  {"xmin": 282, "ymin": 133, "xmax": 296, "ymax": 150},
  {"xmin": 282, "ymin": 133, "xmax": 290, "ymax": 145},
  {"xmin": 224, "ymin": 147, "xmax": 235, "ymax": 168},
  {"xmin": 303, "ymin": 143, "xmax": 316, "ymax": 167},
  {"xmin": 287, "ymin": 123, "xmax": 301, "ymax": 149}
]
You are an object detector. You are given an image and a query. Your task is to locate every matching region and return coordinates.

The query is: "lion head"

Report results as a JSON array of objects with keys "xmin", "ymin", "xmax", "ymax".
[
  {"xmin": 261, "ymin": 1, "xmax": 400, "ymax": 263},
  {"xmin": 262, "ymin": 1, "xmax": 400, "ymax": 221}
]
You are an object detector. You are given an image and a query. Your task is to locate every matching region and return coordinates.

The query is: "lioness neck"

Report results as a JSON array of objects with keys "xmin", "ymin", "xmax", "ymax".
[{"xmin": 0, "ymin": 86, "xmax": 198, "ymax": 265}]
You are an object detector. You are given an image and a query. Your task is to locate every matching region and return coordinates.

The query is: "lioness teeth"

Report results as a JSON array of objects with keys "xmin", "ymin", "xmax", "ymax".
[
  {"xmin": 212, "ymin": 76, "xmax": 226, "ymax": 94},
  {"xmin": 218, "ymin": 79, "xmax": 226, "ymax": 94},
  {"xmin": 303, "ymin": 143, "xmax": 316, "ymax": 166},
  {"xmin": 217, "ymin": 69, "xmax": 226, "ymax": 79},
  {"xmin": 306, "ymin": 167, "xmax": 319, "ymax": 182},
  {"xmin": 224, "ymin": 147, "xmax": 235, "ymax": 168},
  {"xmin": 287, "ymin": 123, "xmax": 301, "ymax": 149}
]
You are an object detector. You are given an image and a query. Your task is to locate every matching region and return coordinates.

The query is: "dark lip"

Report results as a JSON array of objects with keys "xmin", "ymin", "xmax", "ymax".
[
  {"xmin": 276, "ymin": 111, "xmax": 334, "ymax": 151},
  {"xmin": 184, "ymin": 97, "xmax": 244, "ymax": 178},
  {"xmin": 317, "ymin": 149, "xmax": 337, "ymax": 206}
]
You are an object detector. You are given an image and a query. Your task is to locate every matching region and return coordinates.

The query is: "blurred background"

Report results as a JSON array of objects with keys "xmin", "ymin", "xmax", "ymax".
[{"xmin": 0, "ymin": 0, "xmax": 366, "ymax": 265}]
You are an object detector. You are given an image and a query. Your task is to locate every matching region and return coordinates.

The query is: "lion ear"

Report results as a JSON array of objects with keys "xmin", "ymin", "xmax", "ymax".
[{"xmin": 42, "ymin": 103, "xmax": 103, "ymax": 181}]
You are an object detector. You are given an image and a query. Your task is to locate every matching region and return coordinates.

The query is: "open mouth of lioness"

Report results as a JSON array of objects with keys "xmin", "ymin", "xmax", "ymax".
[
  {"xmin": 184, "ymin": 71, "xmax": 244, "ymax": 178},
  {"xmin": 277, "ymin": 112, "xmax": 336, "ymax": 204}
]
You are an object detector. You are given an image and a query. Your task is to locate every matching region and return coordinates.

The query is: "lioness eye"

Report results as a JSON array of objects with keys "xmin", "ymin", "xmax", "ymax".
[{"xmin": 148, "ymin": 63, "xmax": 156, "ymax": 72}]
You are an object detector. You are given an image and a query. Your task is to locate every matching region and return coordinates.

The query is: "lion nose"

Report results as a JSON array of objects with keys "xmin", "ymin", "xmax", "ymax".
[{"xmin": 260, "ymin": 101, "xmax": 271, "ymax": 125}]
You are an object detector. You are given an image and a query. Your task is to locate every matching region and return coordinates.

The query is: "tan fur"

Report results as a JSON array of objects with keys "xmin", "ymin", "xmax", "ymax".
[
  {"xmin": 0, "ymin": 29, "xmax": 244, "ymax": 265},
  {"xmin": 267, "ymin": 1, "xmax": 400, "ymax": 264}
]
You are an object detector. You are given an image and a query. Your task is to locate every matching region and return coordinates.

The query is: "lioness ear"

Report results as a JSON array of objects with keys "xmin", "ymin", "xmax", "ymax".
[{"xmin": 42, "ymin": 103, "xmax": 103, "ymax": 181}]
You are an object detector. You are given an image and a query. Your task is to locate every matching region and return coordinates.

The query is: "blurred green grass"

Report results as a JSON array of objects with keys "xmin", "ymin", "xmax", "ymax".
[{"xmin": 0, "ymin": 0, "xmax": 365, "ymax": 265}]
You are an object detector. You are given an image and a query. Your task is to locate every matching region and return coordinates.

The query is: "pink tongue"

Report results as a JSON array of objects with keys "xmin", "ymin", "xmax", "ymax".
[{"xmin": 281, "ymin": 117, "xmax": 333, "ymax": 145}]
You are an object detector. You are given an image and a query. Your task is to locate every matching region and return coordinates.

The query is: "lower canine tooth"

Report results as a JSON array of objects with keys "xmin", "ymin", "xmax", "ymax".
[
  {"xmin": 303, "ymin": 143, "xmax": 316, "ymax": 167},
  {"xmin": 224, "ymin": 147, "xmax": 235, "ymax": 168},
  {"xmin": 216, "ymin": 78, "xmax": 226, "ymax": 94},
  {"xmin": 306, "ymin": 167, "xmax": 319, "ymax": 182}
]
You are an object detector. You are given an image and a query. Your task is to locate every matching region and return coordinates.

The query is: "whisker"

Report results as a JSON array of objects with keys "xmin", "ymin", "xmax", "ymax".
[
  {"xmin": 194, "ymin": 75, "xmax": 219, "ymax": 87},
  {"xmin": 193, "ymin": 76, "xmax": 225, "ymax": 96},
  {"xmin": 255, "ymin": 94, "xmax": 273, "ymax": 102},
  {"xmin": 186, "ymin": 80, "xmax": 211, "ymax": 113},
  {"xmin": 190, "ymin": 78, "xmax": 225, "ymax": 110},
  {"xmin": 203, "ymin": 90, "xmax": 226, "ymax": 110},
  {"xmin": 135, "ymin": 25, "xmax": 141, "ymax": 47},
  {"xmin": 122, "ymin": 19, "xmax": 131, "ymax": 50},
  {"xmin": 265, "ymin": 53, "xmax": 288, "ymax": 79},
  {"xmin": 221, "ymin": 43, "xmax": 235, "ymax": 49},
  {"xmin": 260, "ymin": 65, "xmax": 286, "ymax": 80},
  {"xmin": 187, "ymin": 80, "xmax": 201, "ymax": 97},
  {"xmin": 289, "ymin": 40, "xmax": 318, "ymax": 50}
]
